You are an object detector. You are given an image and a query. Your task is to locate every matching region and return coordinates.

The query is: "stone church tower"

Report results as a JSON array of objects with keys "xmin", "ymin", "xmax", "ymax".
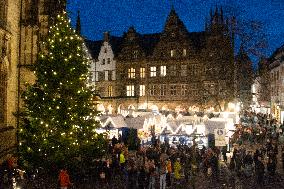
[
  {"xmin": 0, "ymin": 0, "xmax": 20, "ymax": 163},
  {"xmin": 0, "ymin": 0, "xmax": 66, "ymax": 163},
  {"xmin": 19, "ymin": 0, "xmax": 66, "ymax": 87}
]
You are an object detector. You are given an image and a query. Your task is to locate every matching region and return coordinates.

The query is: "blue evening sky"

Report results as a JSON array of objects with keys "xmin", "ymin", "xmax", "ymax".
[{"xmin": 67, "ymin": 0, "xmax": 284, "ymax": 57}]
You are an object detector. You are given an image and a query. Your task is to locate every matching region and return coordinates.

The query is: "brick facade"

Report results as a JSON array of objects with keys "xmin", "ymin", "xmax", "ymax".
[{"xmin": 87, "ymin": 8, "xmax": 235, "ymax": 114}]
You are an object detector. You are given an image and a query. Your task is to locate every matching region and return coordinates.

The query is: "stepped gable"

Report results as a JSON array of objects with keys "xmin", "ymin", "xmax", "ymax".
[
  {"xmin": 164, "ymin": 8, "xmax": 189, "ymax": 36},
  {"xmin": 118, "ymin": 26, "xmax": 146, "ymax": 59},
  {"xmin": 152, "ymin": 8, "xmax": 193, "ymax": 59},
  {"xmin": 84, "ymin": 35, "xmax": 123, "ymax": 60}
]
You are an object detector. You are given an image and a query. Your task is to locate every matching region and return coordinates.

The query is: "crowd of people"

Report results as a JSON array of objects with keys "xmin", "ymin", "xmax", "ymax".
[
  {"xmin": 232, "ymin": 111, "xmax": 282, "ymax": 145},
  {"xmin": 92, "ymin": 138, "xmax": 221, "ymax": 189},
  {"xmin": 229, "ymin": 111, "xmax": 284, "ymax": 188},
  {"xmin": 1, "ymin": 111, "xmax": 284, "ymax": 189},
  {"xmin": 89, "ymin": 111, "xmax": 284, "ymax": 189}
]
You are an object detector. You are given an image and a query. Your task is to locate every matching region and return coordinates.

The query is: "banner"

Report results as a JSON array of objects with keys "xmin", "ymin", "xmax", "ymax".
[{"xmin": 214, "ymin": 128, "xmax": 226, "ymax": 146}]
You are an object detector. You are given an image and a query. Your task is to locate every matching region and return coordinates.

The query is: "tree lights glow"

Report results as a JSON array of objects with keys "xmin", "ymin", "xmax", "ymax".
[{"xmin": 18, "ymin": 12, "xmax": 107, "ymax": 169}]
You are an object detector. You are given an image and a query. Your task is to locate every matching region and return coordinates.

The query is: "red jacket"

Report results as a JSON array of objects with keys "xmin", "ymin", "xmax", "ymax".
[{"xmin": 59, "ymin": 170, "xmax": 71, "ymax": 187}]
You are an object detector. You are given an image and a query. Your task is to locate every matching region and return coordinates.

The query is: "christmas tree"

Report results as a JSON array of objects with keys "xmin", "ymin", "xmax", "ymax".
[{"xmin": 18, "ymin": 11, "xmax": 106, "ymax": 169}]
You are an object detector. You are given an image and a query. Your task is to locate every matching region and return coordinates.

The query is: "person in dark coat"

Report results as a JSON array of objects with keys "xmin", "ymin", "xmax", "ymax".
[
  {"xmin": 267, "ymin": 157, "xmax": 276, "ymax": 176},
  {"xmin": 137, "ymin": 166, "xmax": 146, "ymax": 189},
  {"xmin": 221, "ymin": 146, "xmax": 227, "ymax": 163},
  {"xmin": 255, "ymin": 156, "xmax": 265, "ymax": 187},
  {"xmin": 127, "ymin": 159, "xmax": 137, "ymax": 189},
  {"xmin": 210, "ymin": 152, "xmax": 219, "ymax": 180},
  {"xmin": 282, "ymin": 147, "xmax": 284, "ymax": 170}
]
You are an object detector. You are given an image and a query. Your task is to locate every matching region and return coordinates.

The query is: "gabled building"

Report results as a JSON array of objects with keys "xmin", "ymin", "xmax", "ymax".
[
  {"xmin": 269, "ymin": 44, "xmax": 284, "ymax": 123},
  {"xmin": 86, "ymin": 7, "xmax": 235, "ymax": 114}
]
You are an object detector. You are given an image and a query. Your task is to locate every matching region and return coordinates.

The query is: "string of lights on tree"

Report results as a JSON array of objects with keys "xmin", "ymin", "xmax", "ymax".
[{"xmin": 18, "ymin": 11, "xmax": 106, "ymax": 168}]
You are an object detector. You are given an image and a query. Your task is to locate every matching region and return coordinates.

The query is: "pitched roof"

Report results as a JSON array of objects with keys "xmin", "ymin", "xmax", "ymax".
[
  {"xmin": 84, "ymin": 36, "xmax": 123, "ymax": 60},
  {"xmin": 84, "ymin": 39, "xmax": 102, "ymax": 60},
  {"xmin": 140, "ymin": 33, "xmax": 160, "ymax": 56},
  {"xmin": 109, "ymin": 36, "xmax": 124, "ymax": 56},
  {"xmin": 269, "ymin": 43, "xmax": 284, "ymax": 62},
  {"xmin": 164, "ymin": 8, "xmax": 189, "ymax": 34},
  {"xmin": 84, "ymin": 8, "xmax": 208, "ymax": 59}
]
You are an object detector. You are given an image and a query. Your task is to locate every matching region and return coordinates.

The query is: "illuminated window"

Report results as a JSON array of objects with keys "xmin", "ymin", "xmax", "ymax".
[
  {"xmin": 140, "ymin": 67, "xmax": 145, "ymax": 78},
  {"xmin": 160, "ymin": 84, "xmax": 166, "ymax": 96},
  {"xmin": 126, "ymin": 85, "xmax": 134, "ymax": 96},
  {"xmin": 107, "ymin": 86, "xmax": 113, "ymax": 97},
  {"xmin": 181, "ymin": 84, "xmax": 187, "ymax": 96},
  {"xmin": 183, "ymin": 49, "xmax": 187, "ymax": 56},
  {"xmin": 170, "ymin": 85, "xmax": 177, "ymax": 96},
  {"xmin": 111, "ymin": 70, "xmax": 116, "ymax": 80},
  {"xmin": 139, "ymin": 85, "xmax": 145, "ymax": 96},
  {"xmin": 181, "ymin": 65, "xmax": 187, "ymax": 76},
  {"xmin": 128, "ymin": 68, "xmax": 135, "ymax": 78},
  {"xmin": 105, "ymin": 70, "xmax": 109, "ymax": 81},
  {"xmin": 150, "ymin": 66, "xmax": 156, "ymax": 77},
  {"xmin": 160, "ymin": 66, "xmax": 166, "ymax": 77},
  {"xmin": 170, "ymin": 50, "xmax": 176, "ymax": 57}
]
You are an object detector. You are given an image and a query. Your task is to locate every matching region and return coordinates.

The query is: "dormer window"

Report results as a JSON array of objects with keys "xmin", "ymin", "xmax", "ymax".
[
  {"xmin": 104, "ymin": 48, "xmax": 107, "ymax": 53},
  {"xmin": 170, "ymin": 50, "xmax": 176, "ymax": 57},
  {"xmin": 102, "ymin": 59, "xmax": 105, "ymax": 65}
]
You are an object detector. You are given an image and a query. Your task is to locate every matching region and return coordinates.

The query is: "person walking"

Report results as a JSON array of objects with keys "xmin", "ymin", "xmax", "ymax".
[
  {"xmin": 138, "ymin": 165, "xmax": 146, "ymax": 189},
  {"xmin": 166, "ymin": 159, "xmax": 172, "ymax": 187},
  {"xmin": 210, "ymin": 152, "xmax": 219, "ymax": 181},
  {"xmin": 174, "ymin": 158, "xmax": 182, "ymax": 184},
  {"xmin": 221, "ymin": 146, "xmax": 227, "ymax": 163},
  {"xmin": 148, "ymin": 160, "xmax": 156, "ymax": 189},
  {"xmin": 282, "ymin": 147, "xmax": 284, "ymax": 170},
  {"xmin": 255, "ymin": 156, "xmax": 265, "ymax": 188},
  {"xmin": 159, "ymin": 159, "xmax": 167, "ymax": 189},
  {"xmin": 127, "ymin": 159, "xmax": 137, "ymax": 189}
]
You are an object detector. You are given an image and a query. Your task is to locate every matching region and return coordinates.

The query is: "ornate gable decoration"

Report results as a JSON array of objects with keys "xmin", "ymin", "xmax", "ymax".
[
  {"xmin": 118, "ymin": 26, "xmax": 145, "ymax": 60},
  {"xmin": 153, "ymin": 8, "xmax": 191, "ymax": 59}
]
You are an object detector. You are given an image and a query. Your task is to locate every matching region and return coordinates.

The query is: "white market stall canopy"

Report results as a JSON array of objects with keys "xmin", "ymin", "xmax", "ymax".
[{"xmin": 204, "ymin": 117, "xmax": 234, "ymax": 135}]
